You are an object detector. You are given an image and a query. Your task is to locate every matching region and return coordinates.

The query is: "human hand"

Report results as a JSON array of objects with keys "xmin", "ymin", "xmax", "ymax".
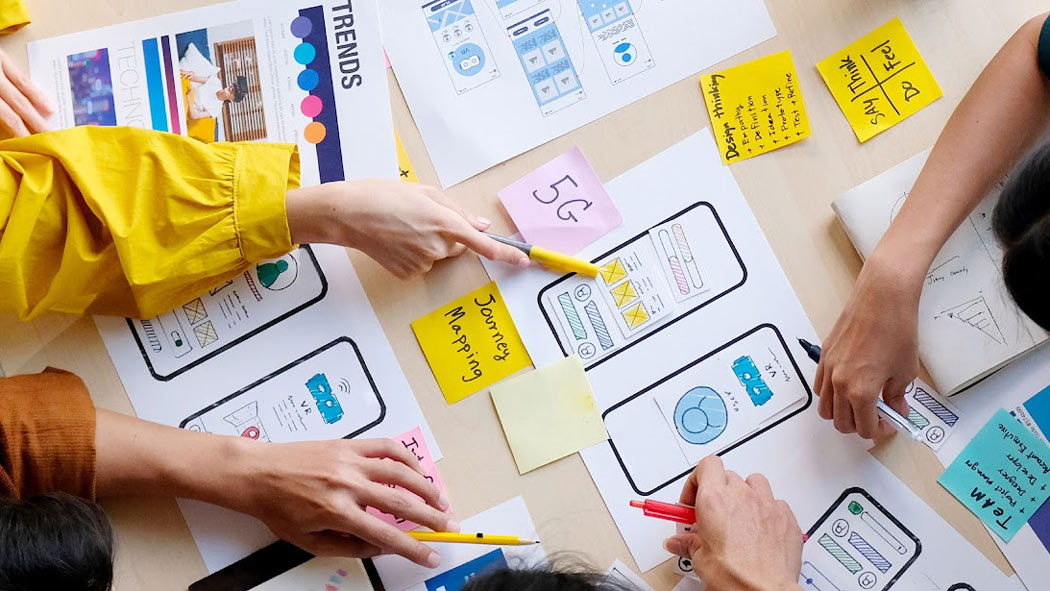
[
  {"xmin": 0, "ymin": 48, "xmax": 53, "ymax": 137},
  {"xmin": 815, "ymin": 254, "xmax": 918, "ymax": 438},
  {"xmin": 232, "ymin": 438, "xmax": 456, "ymax": 568},
  {"xmin": 287, "ymin": 180, "xmax": 530, "ymax": 278},
  {"xmin": 663, "ymin": 456, "xmax": 803, "ymax": 591}
]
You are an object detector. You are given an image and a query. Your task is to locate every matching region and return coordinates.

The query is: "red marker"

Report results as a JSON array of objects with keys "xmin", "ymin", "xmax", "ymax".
[{"xmin": 630, "ymin": 499, "xmax": 809, "ymax": 541}]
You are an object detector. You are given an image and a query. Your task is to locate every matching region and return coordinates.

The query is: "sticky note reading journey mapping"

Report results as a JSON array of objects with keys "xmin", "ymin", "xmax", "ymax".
[
  {"xmin": 817, "ymin": 18, "xmax": 942, "ymax": 142},
  {"xmin": 938, "ymin": 408, "xmax": 1050, "ymax": 541},
  {"xmin": 498, "ymin": 146, "xmax": 622, "ymax": 254},
  {"xmin": 491, "ymin": 356, "xmax": 609, "ymax": 474},
  {"xmin": 365, "ymin": 427, "xmax": 446, "ymax": 531},
  {"xmin": 412, "ymin": 282, "xmax": 532, "ymax": 404},
  {"xmin": 700, "ymin": 50, "xmax": 810, "ymax": 164}
]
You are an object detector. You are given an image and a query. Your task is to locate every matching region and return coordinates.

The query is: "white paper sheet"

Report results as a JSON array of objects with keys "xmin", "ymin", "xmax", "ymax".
[
  {"xmin": 831, "ymin": 151, "xmax": 1047, "ymax": 394},
  {"xmin": 373, "ymin": 496, "xmax": 546, "ymax": 591},
  {"xmin": 28, "ymin": 0, "xmax": 396, "ymax": 186},
  {"xmin": 606, "ymin": 559, "xmax": 653, "ymax": 591},
  {"xmin": 28, "ymin": 0, "xmax": 434, "ymax": 573},
  {"xmin": 485, "ymin": 133, "xmax": 1015, "ymax": 589},
  {"xmin": 248, "ymin": 557, "xmax": 374, "ymax": 591},
  {"xmin": 380, "ymin": 0, "xmax": 776, "ymax": 187}
]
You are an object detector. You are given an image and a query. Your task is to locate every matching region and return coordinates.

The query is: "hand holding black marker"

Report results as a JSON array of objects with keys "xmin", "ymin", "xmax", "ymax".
[{"xmin": 798, "ymin": 338, "xmax": 922, "ymax": 441}]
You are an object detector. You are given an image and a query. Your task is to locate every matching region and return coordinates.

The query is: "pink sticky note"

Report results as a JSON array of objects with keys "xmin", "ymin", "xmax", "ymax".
[
  {"xmin": 498, "ymin": 146, "xmax": 621, "ymax": 254},
  {"xmin": 365, "ymin": 427, "xmax": 447, "ymax": 531}
]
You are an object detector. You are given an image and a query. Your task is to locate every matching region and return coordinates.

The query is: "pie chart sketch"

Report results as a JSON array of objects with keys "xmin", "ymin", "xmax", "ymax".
[{"xmin": 673, "ymin": 386, "xmax": 728, "ymax": 445}]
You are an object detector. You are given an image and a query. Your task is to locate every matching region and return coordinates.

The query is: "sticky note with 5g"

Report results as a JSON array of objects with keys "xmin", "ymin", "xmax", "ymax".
[
  {"xmin": 498, "ymin": 146, "xmax": 621, "ymax": 254},
  {"xmin": 412, "ymin": 282, "xmax": 532, "ymax": 404},
  {"xmin": 699, "ymin": 50, "xmax": 810, "ymax": 164},
  {"xmin": 817, "ymin": 18, "xmax": 942, "ymax": 142}
]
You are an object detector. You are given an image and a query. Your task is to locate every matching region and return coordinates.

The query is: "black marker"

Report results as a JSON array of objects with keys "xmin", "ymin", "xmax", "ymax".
[{"xmin": 797, "ymin": 338, "xmax": 921, "ymax": 440}]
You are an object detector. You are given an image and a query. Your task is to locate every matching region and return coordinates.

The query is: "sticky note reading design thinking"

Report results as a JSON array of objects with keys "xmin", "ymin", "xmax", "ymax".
[
  {"xmin": 412, "ymin": 282, "xmax": 532, "ymax": 404},
  {"xmin": 938, "ymin": 408, "xmax": 1050, "ymax": 542},
  {"xmin": 498, "ymin": 146, "xmax": 622, "ymax": 254},
  {"xmin": 491, "ymin": 355, "xmax": 608, "ymax": 474},
  {"xmin": 817, "ymin": 18, "xmax": 942, "ymax": 142},
  {"xmin": 365, "ymin": 427, "xmax": 446, "ymax": 531},
  {"xmin": 700, "ymin": 50, "xmax": 810, "ymax": 164}
]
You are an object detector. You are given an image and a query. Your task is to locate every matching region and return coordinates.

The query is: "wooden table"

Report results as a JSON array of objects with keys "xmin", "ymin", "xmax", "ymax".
[{"xmin": 0, "ymin": 0, "xmax": 1042, "ymax": 588}]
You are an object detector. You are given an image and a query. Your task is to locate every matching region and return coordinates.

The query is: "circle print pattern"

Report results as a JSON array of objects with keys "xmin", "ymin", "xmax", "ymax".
[
  {"xmin": 294, "ymin": 42, "xmax": 316, "ymax": 65},
  {"xmin": 290, "ymin": 16, "xmax": 313, "ymax": 39},
  {"xmin": 297, "ymin": 69, "xmax": 319, "ymax": 92},
  {"xmin": 673, "ymin": 386, "xmax": 728, "ymax": 445},
  {"xmin": 303, "ymin": 121, "xmax": 327, "ymax": 144},
  {"xmin": 300, "ymin": 95, "xmax": 322, "ymax": 118}
]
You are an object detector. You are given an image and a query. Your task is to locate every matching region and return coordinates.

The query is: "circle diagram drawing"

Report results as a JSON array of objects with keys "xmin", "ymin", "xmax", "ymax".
[{"xmin": 673, "ymin": 386, "xmax": 728, "ymax": 445}]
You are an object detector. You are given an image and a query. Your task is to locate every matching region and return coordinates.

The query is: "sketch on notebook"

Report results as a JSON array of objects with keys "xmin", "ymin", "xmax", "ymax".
[{"xmin": 933, "ymin": 295, "xmax": 1006, "ymax": 346}]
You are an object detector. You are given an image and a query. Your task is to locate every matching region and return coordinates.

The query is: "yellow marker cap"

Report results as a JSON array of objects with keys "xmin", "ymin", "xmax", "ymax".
[{"xmin": 529, "ymin": 246, "xmax": 599, "ymax": 278}]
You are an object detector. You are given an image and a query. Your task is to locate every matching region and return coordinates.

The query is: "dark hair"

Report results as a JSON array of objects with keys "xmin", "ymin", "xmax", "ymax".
[
  {"xmin": 994, "ymin": 141, "xmax": 1050, "ymax": 330},
  {"xmin": 0, "ymin": 493, "xmax": 115, "ymax": 591},
  {"xmin": 230, "ymin": 75, "xmax": 248, "ymax": 103},
  {"xmin": 461, "ymin": 556, "xmax": 641, "ymax": 591}
]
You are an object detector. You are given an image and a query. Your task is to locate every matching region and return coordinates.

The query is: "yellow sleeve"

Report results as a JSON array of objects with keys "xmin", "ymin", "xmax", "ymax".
[
  {"xmin": 0, "ymin": 126, "xmax": 300, "ymax": 320},
  {"xmin": 0, "ymin": 0, "xmax": 29, "ymax": 34}
]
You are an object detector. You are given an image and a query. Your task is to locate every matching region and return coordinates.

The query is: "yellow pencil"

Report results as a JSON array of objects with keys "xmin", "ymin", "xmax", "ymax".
[
  {"xmin": 408, "ymin": 531, "xmax": 540, "ymax": 546},
  {"xmin": 483, "ymin": 232, "xmax": 599, "ymax": 278}
]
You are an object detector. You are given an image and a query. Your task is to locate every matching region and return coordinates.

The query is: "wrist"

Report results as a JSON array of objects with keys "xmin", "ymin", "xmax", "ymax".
[
  {"xmin": 171, "ymin": 432, "xmax": 258, "ymax": 509},
  {"xmin": 286, "ymin": 183, "xmax": 349, "ymax": 246}
]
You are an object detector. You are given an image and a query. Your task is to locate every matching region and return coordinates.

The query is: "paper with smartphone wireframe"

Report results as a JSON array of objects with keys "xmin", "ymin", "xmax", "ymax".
[
  {"xmin": 380, "ymin": 0, "xmax": 776, "ymax": 187},
  {"xmin": 27, "ymin": 0, "xmax": 439, "ymax": 574},
  {"xmin": 483, "ymin": 132, "xmax": 1019, "ymax": 589}
]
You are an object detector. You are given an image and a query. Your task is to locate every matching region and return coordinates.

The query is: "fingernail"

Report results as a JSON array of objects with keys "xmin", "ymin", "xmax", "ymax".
[
  {"xmin": 517, "ymin": 255, "xmax": 531, "ymax": 267},
  {"xmin": 446, "ymin": 520, "xmax": 460, "ymax": 533},
  {"xmin": 663, "ymin": 538, "xmax": 682, "ymax": 555},
  {"xmin": 426, "ymin": 551, "xmax": 442, "ymax": 568},
  {"xmin": 438, "ymin": 492, "xmax": 450, "ymax": 510},
  {"xmin": 477, "ymin": 216, "xmax": 492, "ymax": 227}
]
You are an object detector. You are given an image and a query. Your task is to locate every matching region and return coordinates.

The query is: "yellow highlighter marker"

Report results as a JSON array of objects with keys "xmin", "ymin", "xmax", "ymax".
[
  {"xmin": 484, "ymin": 232, "xmax": 599, "ymax": 278},
  {"xmin": 408, "ymin": 531, "xmax": 540, "ymax": 546}
]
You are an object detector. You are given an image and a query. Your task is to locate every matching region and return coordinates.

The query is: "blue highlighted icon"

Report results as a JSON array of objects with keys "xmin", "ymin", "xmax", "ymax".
[
  {"xmin": 614, "ymin": 42, "xmax": 636, "ymax": 65},
  {"xmin": 452, "ymin": 42, "xmax": 486, "ymax": 76},
  {"xmin": 297, "ymin": 69, "xmax": 319, "ymax": 91},
  {"xmin": 305, "ymin": 373, "xmax": 344, "ymax": 425},
  {"xmin": 673, "ymin": 386, "xmax": 728, "ymax": 445},
  {"xmin": 732, "ymin": 356, "xmax": 774, "ymax": 407},
  {"xmin": 294, "ymin": 42, "xmax": 316, "ymax": 65}
]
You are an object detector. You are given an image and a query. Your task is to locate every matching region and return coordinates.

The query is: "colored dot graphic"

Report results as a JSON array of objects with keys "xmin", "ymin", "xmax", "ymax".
[
  {"xmin": 290, "ymin": 15, "xmax": 312, "ymax": 38},
  {"xmin": 300, "ymin": 95, "xmax": 323, "ymax": 118},
  {"xmin": 294, "ymin": 42, "xmax": 316, "ymax": 65},
  {"xmin": 304, "ymin": 121, "xmax": 327, "ymax": 144},
  {"xmin": 297, "ymin": 69, "xmax": 319, "ymax": 91}
]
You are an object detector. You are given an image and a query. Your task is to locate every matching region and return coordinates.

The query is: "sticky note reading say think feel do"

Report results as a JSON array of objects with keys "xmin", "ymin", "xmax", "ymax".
[{"xmin": 412, "ymin": 281, "xmax": 532, "ymax": 404}]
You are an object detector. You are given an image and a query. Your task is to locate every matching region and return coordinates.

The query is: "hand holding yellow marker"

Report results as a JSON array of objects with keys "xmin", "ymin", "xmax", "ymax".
[
  {"xmin": 408, "ymin": 531, "xmax": 540, "ymax": 546},
  {"xmin": 483, "ymin": 232, "xmax": 599, "ymax": 278}
]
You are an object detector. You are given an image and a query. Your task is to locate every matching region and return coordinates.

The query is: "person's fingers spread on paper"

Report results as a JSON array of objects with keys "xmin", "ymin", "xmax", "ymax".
[
  {"xmin": 816, "ymin": 256, "xmax": 920, "ymax": 439},
  {"xmin": 0, "ymin": 50, "xmax": 52, "ymax": 137},
  {"xmin": 295, "ymin": 531, "xmax": 381, "ymax": 559},
  {"xmin": 664, "ymin": 456, "xmax": 804, "ymax": 591}
]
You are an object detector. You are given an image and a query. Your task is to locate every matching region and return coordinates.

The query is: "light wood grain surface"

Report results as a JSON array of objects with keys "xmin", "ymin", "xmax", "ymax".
[{"xmin": 1, "ymin": 0, "xmax": 1044, "ymax": 588}]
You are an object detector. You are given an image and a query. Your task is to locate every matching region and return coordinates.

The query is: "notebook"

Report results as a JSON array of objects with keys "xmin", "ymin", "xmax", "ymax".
[{"xmin": 832, "ymin": 150, "xmax": 1048, "ymax": 395}]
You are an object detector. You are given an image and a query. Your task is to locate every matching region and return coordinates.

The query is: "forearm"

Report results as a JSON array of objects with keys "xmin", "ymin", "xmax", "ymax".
[
  {"xmin": 94, "ymin": 409, "xmax": 253, "ymax": 508},
  {"xmin": 871, "ymin": 14, "xmax": 1050, "ymax": 281}
]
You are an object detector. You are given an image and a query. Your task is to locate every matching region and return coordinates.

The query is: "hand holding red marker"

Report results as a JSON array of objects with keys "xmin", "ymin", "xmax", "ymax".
[{"xmin": 630, "ymin": 499, "xmax": 808, "ymax": 541}]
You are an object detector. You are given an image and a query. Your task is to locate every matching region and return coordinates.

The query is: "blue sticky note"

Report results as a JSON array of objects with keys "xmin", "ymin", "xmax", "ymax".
[
  {"xmin": 424, "ymin": 548, "xmax": 508, "ymax": 591},
  {"xmin": 938, "ymin": 408, "xmax": 1050, "ymax": 541}
]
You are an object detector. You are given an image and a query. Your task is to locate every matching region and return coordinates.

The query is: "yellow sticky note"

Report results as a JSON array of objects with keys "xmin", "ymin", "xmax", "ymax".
[
  {"xmin": 817, "ymin": 18, "xmax": 942, "ymax": 142},
  {"xmin": 699, "ymin": 50, "xmax": 810, "ymax": 164},
  {"xmin": 395, "ymin": 132, "xmax": 419, "ymax": 183},
  {"xmin": 491, "ymin": 355, "xmax": 608, "ymax": 474},
  {"xmin": 411, "ymin": 281, "xmax": 532, "ymax": 404}
]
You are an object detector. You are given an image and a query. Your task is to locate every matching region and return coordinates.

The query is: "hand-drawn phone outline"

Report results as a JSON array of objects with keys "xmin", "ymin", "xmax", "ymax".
[
  {"xmin": 127, "ymin": 245, "xmax": 329, "ymax": 382},
  {"xmin": 179, "ymin": 336, "xmax": 386, "ymax": 440},
  {"xmin": 536, "ymin": 202, "xmax": 748, "ymax": 371},
  {"xmin": 602, "ymin": 323, "xmax": 812, "ymax": 496},
  {"xmin": 805, "ymin": 487, "xmax": 922, "ymax": 591}
]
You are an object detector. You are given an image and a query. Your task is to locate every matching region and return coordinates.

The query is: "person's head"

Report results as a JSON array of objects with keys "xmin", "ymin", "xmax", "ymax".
[
  {"xmin": 0, "ymin": 493, "xmax": 114, "ymax": 591},
  {"xmin": 461, "ymin": 557, "xmax": 640, "ymax": 591},
  {"xmin": 994, "ymin": 141, "xmax": 1050, "ymax": 330},
  {"xmin": 216, "ymin": 75, "xmax": 249, "ymax": 103}
]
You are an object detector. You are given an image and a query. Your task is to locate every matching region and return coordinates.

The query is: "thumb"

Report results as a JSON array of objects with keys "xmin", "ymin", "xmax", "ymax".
[
  {"xmin": 663, "ymin": 533, "xmax": 702, "ymax": 559},
  {"xmin": 882, "ymin": 377, "xmax": 911, "ymax": 416},
  {"xmin": 452, "ymin": 221, "xmax": 530, "ymax": 267}
]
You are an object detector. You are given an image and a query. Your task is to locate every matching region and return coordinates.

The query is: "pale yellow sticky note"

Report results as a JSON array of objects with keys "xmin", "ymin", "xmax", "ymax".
[
  {"xmin": 491, "ymin": 355, "xmax": 608, "ymax": 474},
  {"xmin": 411, "ymin": 281, "xmax": 532, "ymax": 404},
  {"xmin": 817, "ymin": 18, "xmax": 942, "ymax": 142},
  {"xmin": 395, "ymin": 132, "xmax": 419, "ymax": 183},
  {"xmin": 699, "ymin": 50, "xmax": 810, "ymax": 164}
]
